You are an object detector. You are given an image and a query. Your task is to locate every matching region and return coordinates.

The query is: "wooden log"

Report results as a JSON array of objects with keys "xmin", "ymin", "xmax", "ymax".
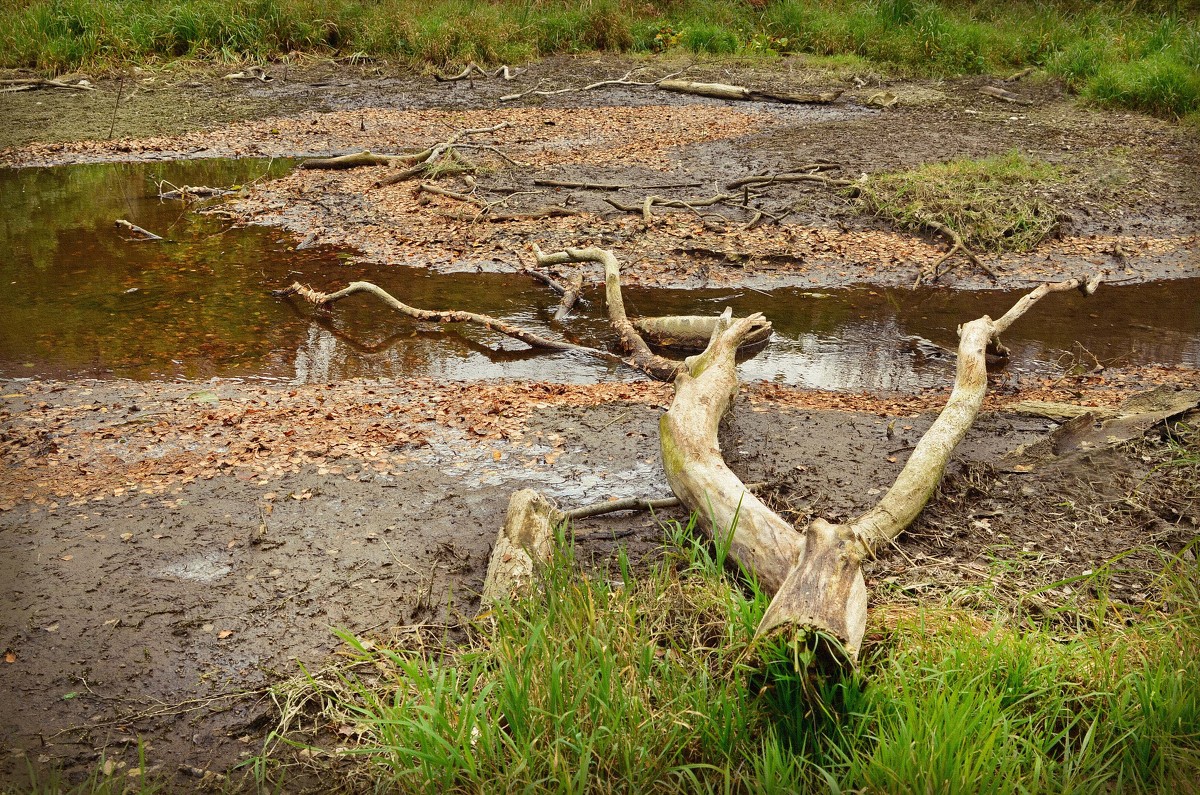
[{"xmin": 300, "ymin": 151, "xmax": 395, "ymax": 170}]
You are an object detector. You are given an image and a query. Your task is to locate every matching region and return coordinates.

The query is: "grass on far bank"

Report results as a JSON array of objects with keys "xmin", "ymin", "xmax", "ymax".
[
  {"xmin": 241, "ymin": 507, "xmax": 1200, "ymax": 793},
  {"xmin": 855, "ymin": 151, "xmax": 1065, "ymax": 253},
  {"xmin": 1, "ymin": 0, "xmax": 1198, "ymax": 120}
]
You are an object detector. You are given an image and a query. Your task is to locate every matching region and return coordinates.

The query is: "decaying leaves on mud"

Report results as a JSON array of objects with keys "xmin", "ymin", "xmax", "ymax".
[{"xmin": 278, "ymin": 247, "xmax": 1112, "ymax": 663}]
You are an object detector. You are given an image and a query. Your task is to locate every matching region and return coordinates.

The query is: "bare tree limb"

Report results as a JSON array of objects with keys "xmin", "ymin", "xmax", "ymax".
[
  {"xmin": 499, "ymin": 68, "xmax": 688, "ymax": 102},
  {"xmin": 272, "ymin": 280, "xmax": 616, "ymax": 363},
  {"xmin": 373, "ymin": 123, "xmax": 510, "ymax": 188}
]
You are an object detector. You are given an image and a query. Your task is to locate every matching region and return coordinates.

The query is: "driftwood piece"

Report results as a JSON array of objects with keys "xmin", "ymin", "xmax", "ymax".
[
  {"xmin": 374, "ymin": 123, "xmax": 510, "ymax": 188},
  {"xmin": 534, "ymin": 178, "xmax": 702, "ymax": 191},
  {"xmin": 661, "ymin": 275, "xmax": 1101, "ymax": 660},
  {"xmin": 657, "ymin": 79, "xmax": 842, "ymax": 104},
  {"xmin": 273, "ymin": 280, "xmax": 615, "ymax": 363},
  {"xmin": 914, "ymin": 219, "xmax": 998, "ymax": 285},
  {"xmin": 554, "ymin": 275, "xmax": 584, "ymax": 321},
  {"xmin": 978, "ymin": 85, "xmax": 1034, "ymax": 105},
  {"xmin": 499, "ymin": 68, "xmax": 686, "ymax": 102},
  {"xmin": 158, "ymin": 185, "xmax": 234, "ymax": 200},
  {"xmin": 0, "ymin": 77, "xmax": 95, "ymax": 92},
  {"xmin": 114, "ymin": 219, "xmax": 163, "ymax": 241},
  {"xmin": 727, "ymin": 166, "xmax": 846, "ymax": 190}
]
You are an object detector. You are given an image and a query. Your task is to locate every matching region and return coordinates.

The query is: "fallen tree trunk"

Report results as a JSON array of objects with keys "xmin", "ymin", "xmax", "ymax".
[{"xmin": 661, "ymin": 275, "xmax": 1101, "ymax": 659}]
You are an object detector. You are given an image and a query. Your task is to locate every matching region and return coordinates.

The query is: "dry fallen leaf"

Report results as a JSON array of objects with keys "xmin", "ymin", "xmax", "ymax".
[
  {"xmin": 217, "ymin": 629, "xmax": 234, "ymax": 639},
  {"xmin": 3, "ymin": 650, "xmax": 15, "ymax": 664},
  {"xmin": 60, "ymin": 555, "xmax": 73, "ymax": 561},
  {"xmin": 120, "ymin": 532, "xmax": 133, "ymax": 542}
]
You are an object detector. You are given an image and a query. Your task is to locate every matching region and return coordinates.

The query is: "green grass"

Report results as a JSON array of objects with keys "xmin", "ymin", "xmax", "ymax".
[
  {"xmin": 1, "ymin": 1, "xmax": 1198, "ymax": 119},
  {"xmin": 854, "ymin": 150, "xmax": 1065, "ymax": 253},
  {"xmin": 248, "ymin": 513, "xmax": 1200, "ymax": 793}
]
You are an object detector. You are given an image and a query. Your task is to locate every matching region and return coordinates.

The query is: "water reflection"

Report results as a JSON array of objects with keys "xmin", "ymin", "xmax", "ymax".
[{"xmin": 1, "ymin": 160, "xmax": 1197, "ymax": 391}]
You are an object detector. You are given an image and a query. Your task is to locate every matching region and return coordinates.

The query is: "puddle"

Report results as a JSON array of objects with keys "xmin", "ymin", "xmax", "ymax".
[{"xmin": 1, "ymin": 160, "xmax": 1197, "ymax": 391}]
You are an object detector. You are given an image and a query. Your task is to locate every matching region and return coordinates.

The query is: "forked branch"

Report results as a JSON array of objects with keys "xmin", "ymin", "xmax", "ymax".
[{"xmin": 661, "ymin": 271, "xmax": 1102, "ymax": 660}]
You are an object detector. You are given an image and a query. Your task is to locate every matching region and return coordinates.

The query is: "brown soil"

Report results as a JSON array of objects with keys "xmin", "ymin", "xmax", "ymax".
[
  {"xmin": 2, "ymin": 56, "xmax": 1197, "ymax": 289},
  {"xmin": 3, "ymin": 371, "xmax": 1197, "ymax": 789},
  {"xmin": 1, "ymin": 54, "xmax": 1198, "ymax": 791}
]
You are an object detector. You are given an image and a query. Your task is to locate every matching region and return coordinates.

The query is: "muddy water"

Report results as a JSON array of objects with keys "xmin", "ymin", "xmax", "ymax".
[{"xmin": 2, "ymin": 160, "xmax": 1198, "ymax": 390}]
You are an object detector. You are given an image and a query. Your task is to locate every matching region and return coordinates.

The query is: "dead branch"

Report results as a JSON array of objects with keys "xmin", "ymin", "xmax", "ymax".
[
  {"xmin": 435, "ymin": 62, "xmax": 516, "ymax": 82},
  {"xmin": 0, "ymin": 77, "xmax": 95, "ymax": 92},
  {"xmin": 554, "ymin": 275, "xmax": 584, "ymax": 321},
  {"xmin": 416, "ymin": 182, "xmax": 486, "ymax": 207},
  {"xmin": 114, "ymin": 219, "xmax": 162, "ymax": 241},
  {"xmin": 534, "ymin": 178, "xmax": 702, "ymax": 191},
  {"xmin": 633, "ymin": 315, "xmax": 773, "ymax": 352},
  {"xmin": 914, "ymin": 219, "xmax": 998, "ymax": 286},
  {"xmin": 374, "ymin": 123, "xmax": 510, "ymax": 188},
  {"xmin": 727, "ymin": 167, "xmax": 848, "ymax": 190},
  {"xmin": 157, "ymin": 184, "xmax": 234, "ymax": 200},
  {"xmin": 659, "ymin": 274, "xmax": 1100, "ymax": 661},
  {"xmin": 499, "ymin": 68, "xmax": 687, "ymax": 102},
  {"xmin": 1004, "ymin": 67, "xmax": 1036, "ymax": 83},
  {"xmin": 273, "ymin": 280, "xmax": 614, "ymax": 363},
  {"xmin": 657, "ymin": 79, "xmax": 843, "ymax": 104},
  {"xmin": 300, "ymin": 151, "xmax": 396, "ymax": 170},
  {"xmin": 564, "ymin": 495, "xmax": 681, "ymax": 521},
  {"xmin": 533, "ymin": 246, "xmax": 684, "ymax": 381},
  {"xmin": 978, "ymin": 85, "xmax": 1033, "ymax": 105},
  {"xmin": 431, "ymin": 206, "xmax": 581, "ymax": 222}
]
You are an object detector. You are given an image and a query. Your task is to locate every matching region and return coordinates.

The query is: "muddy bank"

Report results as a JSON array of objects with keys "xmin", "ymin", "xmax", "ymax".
[
  {"xmin": 3, "ymin": 56, "xmax": 1196, "ymax": 289},
  {"xmin": 2, "ymin": 374, "xmax": 1196, "ymax": 787}
]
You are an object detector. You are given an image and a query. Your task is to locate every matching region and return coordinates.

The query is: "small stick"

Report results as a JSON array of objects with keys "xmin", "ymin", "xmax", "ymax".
[
  {"xmin": 108, "ymin": 77, "xmax": 124, "ymax": 139},
  {"xmin": 114, "ymin": 219, "xmax": 162, "ymax": 241}
]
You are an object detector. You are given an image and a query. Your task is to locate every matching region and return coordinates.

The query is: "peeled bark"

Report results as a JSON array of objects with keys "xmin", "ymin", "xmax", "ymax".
[
  {"xmin": 662, "ymin": 276, "xmax": 1101, "ymax": 660},
  {"xmin": 481, "ymin": 490, "xmax": 564, "ymax": 603}
]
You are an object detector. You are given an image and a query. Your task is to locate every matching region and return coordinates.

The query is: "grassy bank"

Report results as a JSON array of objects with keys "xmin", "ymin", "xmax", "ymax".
[
  {"xmin": 1, "ymin": 0, "xmax": 1198, "ymax": 119},
  {"xmin": 244, "ymin": 512, "xmax": 1200, "ymax": 793}
]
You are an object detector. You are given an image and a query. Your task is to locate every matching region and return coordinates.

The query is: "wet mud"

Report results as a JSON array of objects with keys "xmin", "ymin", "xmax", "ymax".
[{"xmin": 0, "ymin": 54, "xmax": 1197, "ymax": 790}]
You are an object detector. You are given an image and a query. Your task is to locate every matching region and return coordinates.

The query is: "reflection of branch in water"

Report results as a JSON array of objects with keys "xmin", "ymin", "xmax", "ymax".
[{"xmin": 310, "ymin": 314, "xmax": 557, "ymax": 363}]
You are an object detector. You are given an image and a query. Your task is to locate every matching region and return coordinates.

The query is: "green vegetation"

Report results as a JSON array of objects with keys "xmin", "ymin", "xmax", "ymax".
[
  {"xmin": 1, "ymin": 1, "xmax": 1198, "ymax": 119},
  {"xmin": 854, "ymin": 151, "xmax": 1064, "ymax": 253},
  {"xmin": 246, "ymin": 506, "xmax": 1200, "ymax": 793}
]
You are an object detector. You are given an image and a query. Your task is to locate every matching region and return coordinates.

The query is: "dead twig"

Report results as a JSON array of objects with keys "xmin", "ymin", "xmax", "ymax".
[
  {"xmin": 373, "ymin": 123, "xmax": 510, "ymax": 188},
  {"xmin": 914, "ymin": 218, "xmax": 999, "ymax": 286},
  {"xmin": 114, "ymin": 219, "xmax": 162, "ymax": 241}
]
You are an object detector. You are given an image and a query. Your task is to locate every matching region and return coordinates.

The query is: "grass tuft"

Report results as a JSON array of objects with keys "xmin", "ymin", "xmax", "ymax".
[
  {"xmin": 251, "ymin": 511, "xmax": 1200, "ymax": 793},
  {"xmin": 854, "ymin": 150, "xmax": 1065, "ymax": 253},
  {"xmin": 1, "ymin": 1, "xmax": 1198, "ymax": 119}
]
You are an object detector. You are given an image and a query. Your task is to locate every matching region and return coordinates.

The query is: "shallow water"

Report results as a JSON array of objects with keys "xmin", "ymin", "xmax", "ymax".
[{"xmin": 1, "ymin": 160, "xmax": 1197, "ymax": 390}]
